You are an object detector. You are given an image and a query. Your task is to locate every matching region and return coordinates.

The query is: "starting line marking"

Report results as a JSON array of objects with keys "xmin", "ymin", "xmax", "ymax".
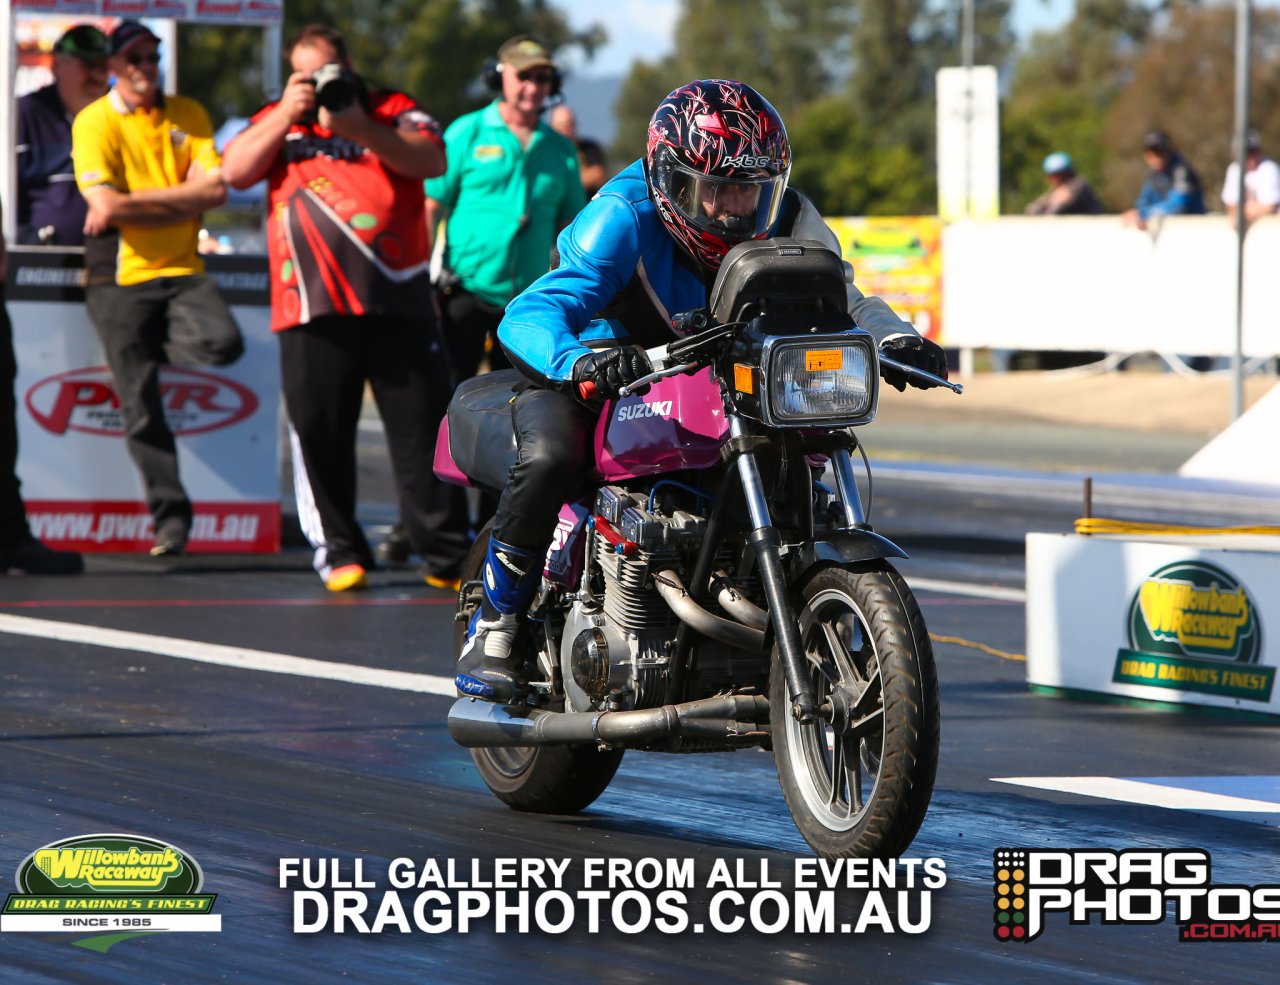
[
  {"xmin": 0, "ymin": 613, "xmax": 457, "ymax": 697},
  {"xmin": 992, "ymin": 775, "xmax": 1280, "ymax": 814}
]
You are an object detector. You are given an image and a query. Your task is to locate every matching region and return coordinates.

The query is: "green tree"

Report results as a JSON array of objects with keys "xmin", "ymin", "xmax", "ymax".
[
  {"xmin": 178, "ymin": 0, "xmax": 605, "ymax": 130},
  {"xmin": 1001, "ymin": 0, "xmax": 1154, "ymax": 212},
  {"xmin": 609, "ymin": 0, "xmax": 855, "ymax": 169},
  {"xmin": 1099, "ymin": 3, "xmax": 1280, "ymax": 211},
  {"xmin": 611, "ymin": 0, "xmax": 1013, "ymax": 217}
]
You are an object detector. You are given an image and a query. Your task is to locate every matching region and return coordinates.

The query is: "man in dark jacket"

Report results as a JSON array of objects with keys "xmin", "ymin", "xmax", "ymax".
[{"xmin": 1123, "ymin": 130, "xmax": 1205, "ymax": 230}]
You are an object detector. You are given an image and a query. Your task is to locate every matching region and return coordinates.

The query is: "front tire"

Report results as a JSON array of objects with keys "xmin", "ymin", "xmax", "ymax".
[
  {"xmin": 771, "ymin": 561, "xmax": 939, "ymax": 858},
  {"xmin": 455, "ymin": 523, "xmax": 623, "ymax": 814}
]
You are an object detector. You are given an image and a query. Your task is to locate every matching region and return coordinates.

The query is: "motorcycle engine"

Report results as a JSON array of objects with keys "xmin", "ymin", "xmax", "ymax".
[{"xmin": 560, "ymin": 487, "xmax": 707, "ymax": 713}]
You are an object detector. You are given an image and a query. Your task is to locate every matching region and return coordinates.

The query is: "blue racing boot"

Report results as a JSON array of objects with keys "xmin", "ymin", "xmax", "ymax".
[{"xmin": 455, "ymin": 538, "xmax": 542, "ymax": 702}]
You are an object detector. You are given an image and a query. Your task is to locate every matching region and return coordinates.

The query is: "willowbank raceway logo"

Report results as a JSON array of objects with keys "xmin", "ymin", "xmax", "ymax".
[
  {"xmin": 1112, "ymin": 561, "xmax": 1273, "ymax": 702},
  {"xmin": 1, "ymin": 834, "xmax": 220, "ymax": 952},
  {"xmin": 993, "ymin": 849, "xmax": 1280, "ymax": 943}
]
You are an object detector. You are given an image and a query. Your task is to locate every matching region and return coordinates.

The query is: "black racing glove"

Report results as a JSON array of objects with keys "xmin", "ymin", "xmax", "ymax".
[
  {"xmin": 878, "ymin": 334, "xmax": 949, "ymax": 392},
  {"xmin": 573, "ymin": 347, "xmax": 654, "ymax": 400}
]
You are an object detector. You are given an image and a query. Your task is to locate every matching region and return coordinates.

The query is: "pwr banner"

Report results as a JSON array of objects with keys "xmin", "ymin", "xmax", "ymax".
[
  {"xmin": 10, "ymin": 250, "xmax": 280, "ymax": 554},
  {"xmin": 25, "ymin": 501, "xmax": 278, "ymax": 553}
]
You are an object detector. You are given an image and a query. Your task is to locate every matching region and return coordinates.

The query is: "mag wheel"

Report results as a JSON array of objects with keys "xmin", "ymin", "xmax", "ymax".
[
  {"xmin": 455, "ymin": 524, "xmax": 623, "ymax": 814},
  {"xmin": 771, "ymin": 562, "xmax": 939, "ymax": 858}
]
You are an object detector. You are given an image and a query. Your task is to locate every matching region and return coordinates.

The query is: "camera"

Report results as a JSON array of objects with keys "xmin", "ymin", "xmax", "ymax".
[{"xmin": 311, "ymin": 62, "xmax": 356, "ymax": 112}]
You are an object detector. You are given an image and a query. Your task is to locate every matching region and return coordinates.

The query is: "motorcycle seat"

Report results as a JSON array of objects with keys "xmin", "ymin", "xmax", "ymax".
[{"xmin": 446, "ymin": 370, "xmax": 522, "ymax": 491}]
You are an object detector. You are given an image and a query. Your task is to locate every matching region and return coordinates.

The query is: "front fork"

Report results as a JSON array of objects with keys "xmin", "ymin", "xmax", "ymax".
[{"xmin": 727, "ymin": 415, "xmax": 845, "ymax": 724}]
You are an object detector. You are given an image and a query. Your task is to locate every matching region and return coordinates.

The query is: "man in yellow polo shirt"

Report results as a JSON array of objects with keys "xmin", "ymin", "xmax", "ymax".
[{"xmin": 73, "ymin": 21, "xmax": 243, "ymax": 557}]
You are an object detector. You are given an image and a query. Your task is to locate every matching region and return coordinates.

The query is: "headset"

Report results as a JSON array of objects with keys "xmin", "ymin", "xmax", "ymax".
[{"xmin": 482, "ymin": 36, "xmax": 563, "ymax": 99}]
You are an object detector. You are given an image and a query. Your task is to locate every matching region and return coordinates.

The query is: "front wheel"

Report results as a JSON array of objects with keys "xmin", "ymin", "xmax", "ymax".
[
  {"xmin": 455, "ymin": 523, "xmax": 624, "ymax": 814},
  {"xmin": 771, "ymin": 562, "xmax": 939, "ymax": 858}
]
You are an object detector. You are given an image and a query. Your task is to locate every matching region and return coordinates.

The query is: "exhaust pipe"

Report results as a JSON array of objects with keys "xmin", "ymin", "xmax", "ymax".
[
  {"xmin": 449, "ymin": 693, "xmax": 770, "ymax": 748},
  {"xmin": 710, "ymin": 569, "xmax": 770, "ymax": 631},
  {"xmin": 653, "ymin": 569, "xmax": 766, "ymax": 651}
]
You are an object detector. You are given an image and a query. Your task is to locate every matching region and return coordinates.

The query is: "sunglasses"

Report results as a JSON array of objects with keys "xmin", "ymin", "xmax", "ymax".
[
  {"xmin": 126, "ymin": 51, "xmax": 161, "ymax": 66},
  {"xmin": 516, "ymin": 69, "xmax": 555, "ymax": 85}
]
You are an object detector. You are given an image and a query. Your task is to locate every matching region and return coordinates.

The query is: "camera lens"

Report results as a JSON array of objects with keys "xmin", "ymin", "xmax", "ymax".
[{"xmin": 313, "ymin": 63, "xmax": 355, "ymax": 112}]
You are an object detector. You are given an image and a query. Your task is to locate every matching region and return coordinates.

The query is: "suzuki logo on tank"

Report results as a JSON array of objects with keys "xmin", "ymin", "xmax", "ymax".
[{"xmin": 25, "ymin": 366, "xmax": 259, "ymax": 438}]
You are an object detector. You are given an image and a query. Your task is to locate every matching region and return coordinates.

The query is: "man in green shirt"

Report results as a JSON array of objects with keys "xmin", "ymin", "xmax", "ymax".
[
  {"xmin": 380, "ymin": 36, "xmax": 582, "ymax": 565},
  {"xmin": 425, "ymin": 35, "xmax": 584, "ymax": 379}
]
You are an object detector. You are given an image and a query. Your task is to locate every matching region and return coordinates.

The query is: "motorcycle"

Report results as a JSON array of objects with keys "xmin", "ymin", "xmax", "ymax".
[{"xmin": 434, "ymin": 238, "xmax": 961, "ymax": 859}]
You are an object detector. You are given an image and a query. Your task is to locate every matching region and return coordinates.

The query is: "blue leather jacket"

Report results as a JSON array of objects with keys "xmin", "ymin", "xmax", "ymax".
[{"xmin": 498, "ymin": 159, "xmax": 915, "ymax": 387}]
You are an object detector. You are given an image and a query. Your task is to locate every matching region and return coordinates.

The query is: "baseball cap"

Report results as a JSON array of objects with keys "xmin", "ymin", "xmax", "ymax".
[
  {"xmin": 497, "ymin": 36, "xmax": 554, "ymax": 73},
  {"xmin": 1142, "ymin": 129, "xmax": 1172, "ymax": 154},
  {"xmin": 1042, "ymin": 152, "xmax": 1073, "ymax": 176},
  {"xmin": 109, "ymin": 20, "xmax": 161, "ymax": 57},
  {"xmin": 53, "ymin": 25, "xmax": 109, "ymax": 62},
  {"xmin": 1246, "ymin": 129, "xmax": 1263, "ymax": 153}
]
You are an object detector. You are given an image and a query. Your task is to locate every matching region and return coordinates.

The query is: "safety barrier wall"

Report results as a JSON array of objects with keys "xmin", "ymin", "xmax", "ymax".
[
  {"xmin": 1026, "ymin": 533, "xmax": 1280, "ymax": 718},
  {"xmin": 942, "ymin": 215, "xmax": 1280, "ymax": 357},
  {"xmin": 10, "ymin": 248, "xmax": 280, "ymax": 553}
]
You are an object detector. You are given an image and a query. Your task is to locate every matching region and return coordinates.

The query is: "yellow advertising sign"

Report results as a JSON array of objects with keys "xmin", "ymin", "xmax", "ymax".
[{"xmin": 826, "ymin": 216, "xmax": 944, "ymax": 344}]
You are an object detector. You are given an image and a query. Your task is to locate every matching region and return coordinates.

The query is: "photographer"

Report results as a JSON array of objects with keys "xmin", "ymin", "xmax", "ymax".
[{"xmin": 222, "ymin": 24, "xmax": 468, "ymax": 592}]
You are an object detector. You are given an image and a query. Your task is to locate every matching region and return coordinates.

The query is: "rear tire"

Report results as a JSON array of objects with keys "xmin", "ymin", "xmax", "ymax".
[
  {"xmin": 771, "ymin": 561, "xmax": 939, "ymax": 858},
  {"xmin": 455, "ymin": 523, "xmax": 624, "ymax": 814}
]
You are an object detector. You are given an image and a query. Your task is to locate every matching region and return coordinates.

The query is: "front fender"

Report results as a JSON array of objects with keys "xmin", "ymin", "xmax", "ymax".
[{"xmin": 788, "ymin": 529, "xmax": 907, "ymax": 578}]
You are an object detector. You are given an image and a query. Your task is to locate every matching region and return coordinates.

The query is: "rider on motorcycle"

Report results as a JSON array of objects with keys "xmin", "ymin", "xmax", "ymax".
[{"xmin": 455, "ymin": 79, "xmax": 947, "ymax": 702}]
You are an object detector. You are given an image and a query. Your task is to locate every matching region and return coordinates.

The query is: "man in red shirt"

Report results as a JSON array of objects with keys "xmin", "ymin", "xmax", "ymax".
[{"xmin": 222, "ymin": 24, "xmax": 467, "ymax": 591}]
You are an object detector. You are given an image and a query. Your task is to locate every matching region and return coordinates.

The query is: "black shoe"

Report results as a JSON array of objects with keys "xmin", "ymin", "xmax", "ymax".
[
  {"xmin": 150, "ymin": 522, "xmax": 188, "ymax": 558},
  {"xmin": 375, "ymin": 522, "xmax": 412, "ymax": 567},
  {"xmin": 0, "ymin": 537, "xmax": 84, "ymax": 575}
]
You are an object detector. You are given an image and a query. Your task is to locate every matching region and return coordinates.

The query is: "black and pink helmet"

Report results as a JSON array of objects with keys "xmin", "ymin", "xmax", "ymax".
[{"xmin": 646, "ymin": 80, "xmax": 791, "ymax": 271}]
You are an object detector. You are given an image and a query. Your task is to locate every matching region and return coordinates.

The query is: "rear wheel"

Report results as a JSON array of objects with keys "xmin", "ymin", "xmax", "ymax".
[
  {"xmin": 771, "ymin": 561, "xmax": 939, "ymax": 858},
  {"xmin": 455, "ymin": 523, "xmax": 623, "ymax": 813}
]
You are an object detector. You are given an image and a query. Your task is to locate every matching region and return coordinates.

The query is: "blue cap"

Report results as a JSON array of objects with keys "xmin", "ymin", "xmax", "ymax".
[
  {"xmin": 109, "ymin": 21, "xmax": 160, "ymax": 57},
  {"xmin": 1042, "ymin": 152, "xmax": 1073, "ymax": 175}
]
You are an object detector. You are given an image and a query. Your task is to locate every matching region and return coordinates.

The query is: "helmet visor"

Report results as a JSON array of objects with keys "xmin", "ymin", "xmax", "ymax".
[{"xmin": 668, "ymin": 164, "xmax": 789, "ymax": 244}]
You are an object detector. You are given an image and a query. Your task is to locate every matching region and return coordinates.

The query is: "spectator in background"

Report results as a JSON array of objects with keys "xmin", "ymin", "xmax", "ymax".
[
  {"xmin": 376, "ymin": 36, "xmax": 584, "ymax": 567},
  {"xmin": 1123, "ymin": 129, "xmax": 1205, "ymax": 230},
  {"xmin": 1025, "ymin": 152, "xmax": 1104, "ymax": 216},
  {"xmin": 73, "ymin": 21, "xmax": 243, "ymax": 558},
  {"xmin": 1221, "ymin": 129, "xmax": 1280, "ymax": 223},
  {"xmin": 16, "ymin": 24, "xmax": 110, "ymax": 245},
  {"xmin": 0, "ymin": 213, "xmax": 84, "ymax": 574},
  {"xmin": 549, "ymin": 103, "xmax": 609, "ymax": 199},
  {"xmin": 425, "ymin": 35, "xmax": 583, "ymax": 383},
  {"xmin": 222, "ymin": 24, "xmax": 469, "ymax": 592}
]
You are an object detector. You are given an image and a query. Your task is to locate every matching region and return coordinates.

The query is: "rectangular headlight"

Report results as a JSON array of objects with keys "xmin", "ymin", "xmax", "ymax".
[{"xmin": 767, "ymin": 339, "xmax": 876, "ymax": 425}]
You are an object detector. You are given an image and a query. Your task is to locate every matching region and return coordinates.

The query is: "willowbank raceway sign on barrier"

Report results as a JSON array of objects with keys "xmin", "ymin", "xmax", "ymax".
[{"xmin": 1025, "ymin": 535, "xmax": 1280, "ymax": 716}]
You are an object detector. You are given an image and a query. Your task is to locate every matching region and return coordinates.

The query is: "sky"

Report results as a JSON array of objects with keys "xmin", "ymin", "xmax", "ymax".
[{"xmin": 555, "ymin": 0, "xmax": 1077, "ymax": 79}]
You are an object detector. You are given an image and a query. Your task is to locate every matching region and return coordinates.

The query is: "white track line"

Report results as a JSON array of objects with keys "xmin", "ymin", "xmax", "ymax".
[
  {"xmin": 0, "ymin": 575, "xmax": 1024, "ymax": 695},
  {"xmin": 909, "ymin": 577, "xmax": 1026, "ymax": 603},
  {"xmin": 0, "ymin": 613, "xmax": 456, "ymax": 697},
  {"xmin": 992, "ymin": 776, "xmax": 1280, "ymax": 813}
]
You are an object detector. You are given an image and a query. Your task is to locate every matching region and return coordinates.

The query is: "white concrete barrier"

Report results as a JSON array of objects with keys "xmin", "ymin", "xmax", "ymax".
[
  {"xmin": 943, "ymin": 215, "xmax": 1280, "ymax": 357},
  {"xmin": 1180, "ymin": 382, "xmax": 1280, "ymax": 487},
  {"xmin": 1026, "ymin": 533, "xmax": 1280, "ymax": 717}
]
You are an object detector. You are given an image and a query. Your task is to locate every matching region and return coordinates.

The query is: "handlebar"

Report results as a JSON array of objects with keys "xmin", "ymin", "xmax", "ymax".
[
  {"xmin": 878, "ymin": 354, "xmax": 964, "ymax": 394},
  {"xmin": 577, "ymin": 335, "xmax": 963, "ymax": 400},
  {"xmin": 577, "ymin": 344, "xmax": 675, "ymax": 400}
]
